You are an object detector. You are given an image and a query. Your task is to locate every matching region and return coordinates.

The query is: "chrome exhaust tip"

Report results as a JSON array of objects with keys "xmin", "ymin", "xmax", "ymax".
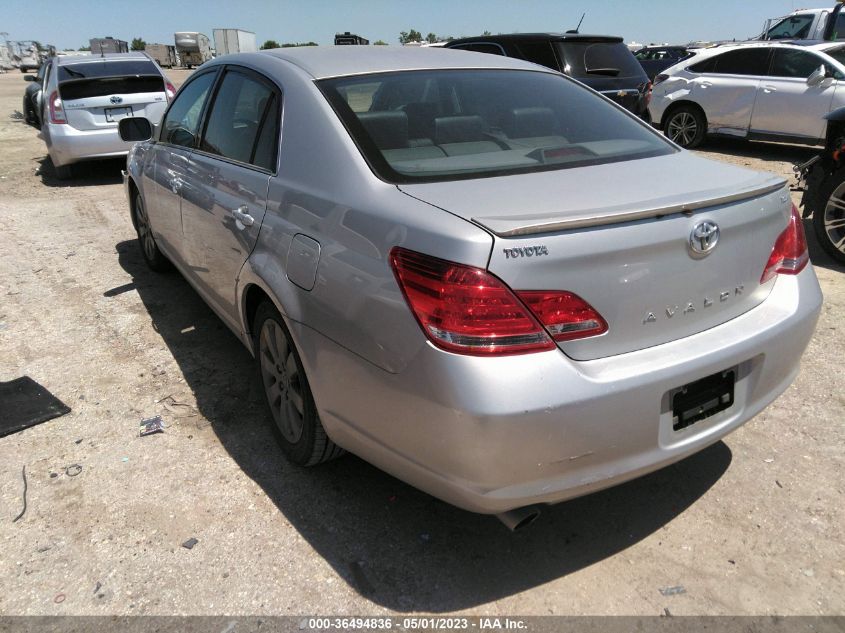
[{"xmin": 496, "ymin": 505, "xmax": 542, "ymax": 532}]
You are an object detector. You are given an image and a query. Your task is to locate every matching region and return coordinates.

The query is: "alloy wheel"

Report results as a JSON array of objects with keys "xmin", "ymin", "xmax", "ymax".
[
  {"xmin": 135, "ymin": 196, "xmax": 157, "ymax": 262},
  {"xmin": 258, "ymin": 319, "xmax": 305, "ymax": 444},
  {"xmin": 823, "ymin": 182, "xmax": 845, "ymax": 256},
  {"xmin": 667, "ymin": 111, "xmax": 698, "ymax": 147}
]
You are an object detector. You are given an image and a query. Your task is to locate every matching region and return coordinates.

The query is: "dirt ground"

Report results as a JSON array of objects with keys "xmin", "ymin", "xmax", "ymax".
[{"xmin": 0, "ymin": 68, "xmax": 843, "ymax": 617}]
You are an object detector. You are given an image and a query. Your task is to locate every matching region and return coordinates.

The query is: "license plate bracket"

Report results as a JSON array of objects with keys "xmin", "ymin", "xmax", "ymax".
[
  {"xmin": 105, "ymin": 106, "xmax": 132, "ymax": 122},
  {"xmin": 672, "ymin": 369, "xmax": 735, "ymax": 431}
]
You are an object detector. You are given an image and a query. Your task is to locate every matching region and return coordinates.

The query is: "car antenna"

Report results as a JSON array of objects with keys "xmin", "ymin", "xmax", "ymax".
[{"xmin": 567, "ymin": 13, "xmax": 586, "ymax": 34}]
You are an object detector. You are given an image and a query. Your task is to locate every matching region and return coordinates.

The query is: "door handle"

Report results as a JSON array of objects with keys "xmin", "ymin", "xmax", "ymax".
[
  {"xmin": 232, "ymin": 205, "xmax": 254, "ymax": 228},
  {"xmin": 763, "ymin": 85, "xmax": 777, "ymax": 93},
  {"xmin": 700, "ymin": 80, "xmax": 712, "ymax": 88},
  {"xmin": 169, "ymin": 177, "xmax": 182, "ymax": 194}
]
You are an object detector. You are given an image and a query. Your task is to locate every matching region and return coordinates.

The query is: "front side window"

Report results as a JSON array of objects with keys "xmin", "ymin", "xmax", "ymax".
[
  {"xmin": 769, "ymin": 49, "xmax": 826, "ymax": 78},
  {"xmin": 319, "ymin": 69, "xmax": 674, "ymax": 184},
  {"xmin": 160, "ymin": 70, "xmax": 217, "ymax": 148},
  {"xmin": 766, "ymin": 15, "xmax": 816, "ymax": 40},
  {"xmin": 200, "ymin": 69, "xmax": 279, "ymax": 169}
]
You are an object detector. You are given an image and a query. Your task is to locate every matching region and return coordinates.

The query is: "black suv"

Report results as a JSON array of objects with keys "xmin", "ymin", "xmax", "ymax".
[{"xmin": 444, "ymin": 33, "xmax": 651, "ymax": 119}]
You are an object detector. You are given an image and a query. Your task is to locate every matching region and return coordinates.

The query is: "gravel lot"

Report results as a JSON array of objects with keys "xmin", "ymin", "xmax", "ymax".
[{"xmin": 0, "ymin": 68, "xmax": 843, "ymax": 616}]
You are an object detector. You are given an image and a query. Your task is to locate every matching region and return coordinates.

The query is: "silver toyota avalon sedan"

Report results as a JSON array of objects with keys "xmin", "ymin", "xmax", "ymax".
[{"xmin": 121, "ymin": 47, "xmax": 822, "ymax": 530}]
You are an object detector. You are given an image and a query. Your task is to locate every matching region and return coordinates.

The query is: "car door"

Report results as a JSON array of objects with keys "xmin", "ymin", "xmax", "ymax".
[
  {"xmin": 750, "ymin": 48, "xmax": 838, "ymax": 142},
  {"xmin": 180, "ymin": 66, "xmax": 280, "ymax": 327},
  {"xmin": 688, "ymin": 48, "xmax": 771, "ymax": 136},
  {"xmin": 146, "ymin": 69, "xmax": 218, "ymax": 262}
]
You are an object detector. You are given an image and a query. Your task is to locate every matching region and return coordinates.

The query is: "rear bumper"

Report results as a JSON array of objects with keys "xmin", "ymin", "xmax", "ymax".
[
  {"xmin": 291, "ymin": 266, "xmax": 822, "ymax": 514},
  {"xmin": 44, "ymin": 123, "xmax": 133, "ymax": 167}
]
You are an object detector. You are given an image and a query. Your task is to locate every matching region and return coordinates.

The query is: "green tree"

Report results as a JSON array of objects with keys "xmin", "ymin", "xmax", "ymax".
[
  {"xmin": 260, "ymin": 39, "xmax": 281, "ymax": 49},
  {"xmin": 280, "ymin": 41, "xmax": 318, "ymax": 47},
  {"xmin": 130, "ymin": 37, "xmax": 146, "ymax": 51},
  {"xmin": 78, "ymin": 46, "xmax": 91, "ymax": 51},
  {"xmin": 398, "ymin": 29, "xmax": 423, "ymax": 44},
  {"xmin": 373, "ymin": 39, "xmax": 388, "ymax": 45},
  {"xmin": 482, "ymin": 30, "xmax": 492, "ymax": 36},
  {"xmin": 426, "ymin": 32, "xmax": 438, "ymax": 43}
]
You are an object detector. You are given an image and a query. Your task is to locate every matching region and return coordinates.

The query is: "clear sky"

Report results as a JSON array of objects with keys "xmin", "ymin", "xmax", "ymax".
[{"xmin": 1, "ymin": 0, "xmax": 807, "ymax": 50}]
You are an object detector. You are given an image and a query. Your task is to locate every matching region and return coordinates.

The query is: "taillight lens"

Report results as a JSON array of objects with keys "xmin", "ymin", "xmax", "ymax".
[
  {"xmin": 645, "ymin": 81, "xmax": 653, "ymax": 107},
  {"xmin": 48, "ymin": 90, "xmax": 66, "ymax": 124},
  {"xmin": 165, "ymin": 81, "xmax": 176, "ymax": 101},
  {"xmin": 517, "ymin": 291, "xmax": 608, "ymax": 342},
  {"xmin": 761, "ymin": 204, "xmax": 809, "ymax": 284},
  {"xmin": 654, "ymin": 73, "xmax": 669, "ymax": 86},
  {"xmin": 389, "ymin": 247, "xmax": 607, "ymax": 356}
]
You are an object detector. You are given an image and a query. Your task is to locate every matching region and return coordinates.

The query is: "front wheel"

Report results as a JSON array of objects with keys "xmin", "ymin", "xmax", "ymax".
[
  {"xmin": 133, "ymin": 193, "xmax": 172, "ymax": 272},
  {"xmin": 664, "ymin": 105, "xmax": 706, "ymax": 149},
  {"xmin": 813, "ymin": 170, "xmax": 845, "ymax": 265},
  {"xmin": 254, "ymin": 301, "xmax": 344, "ymax": 467}
]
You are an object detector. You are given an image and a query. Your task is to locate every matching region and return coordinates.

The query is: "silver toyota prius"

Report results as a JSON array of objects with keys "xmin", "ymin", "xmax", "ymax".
[{"xmin": 121, "ymin": 47, "xmax": 822, "ymax": 530}]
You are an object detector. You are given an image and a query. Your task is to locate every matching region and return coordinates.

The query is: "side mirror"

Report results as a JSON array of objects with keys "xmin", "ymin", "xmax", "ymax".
[
  {"xmin": 119, "ymin": 117, "xmax": 153, "ymax": 142},
  {"xmin": 807, "ymin": 65, "xmax": 826, "ymax": 87},
  {"xmin": 23, "ymin": 75, "xmax": 36, "ymax": 82}
]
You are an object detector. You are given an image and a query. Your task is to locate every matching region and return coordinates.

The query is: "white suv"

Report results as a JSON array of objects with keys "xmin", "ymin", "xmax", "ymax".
[
  {"xmin": 39, "ymin": 52, "xmax": 175, "ymax": 179},
  {"xmin": 649, "ymin": 42, "xmax": 845, "ymax": 148}
]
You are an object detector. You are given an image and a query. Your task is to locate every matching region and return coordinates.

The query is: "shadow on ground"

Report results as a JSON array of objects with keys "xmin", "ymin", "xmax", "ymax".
[
  {"xmin": 37, "ymin": 156, "xmax": 124, "ymax": 188},
  {"xmin": 115, "ymin": 239, "xmax": 732, "ymax": 612}
]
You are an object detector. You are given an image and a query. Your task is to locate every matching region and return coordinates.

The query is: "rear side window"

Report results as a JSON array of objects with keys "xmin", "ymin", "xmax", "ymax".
[
  {"xmin": 58, "ymin": 60, "xmax": 159, "ymax": 81},
  {"xmin": 689, "ymin": 49, "xmax": 770, "ymax": 75},
  {"xmin": 200, "ymin": 69, "xmax": 279, "ymax": 169},
  {"xmin": 161, "ymin": 71, "xmax": 216, "ymax": 148},
  {"xmin": 769, "ymin": 49, "xmax": 826, "ymax": 78},
  {"xmin": 556, "ymin": 42, "xmax": 644, "ymax": 78},
  {"xmin": 515, "ymin": 41, "xmax": 559, "ymax": 71}
]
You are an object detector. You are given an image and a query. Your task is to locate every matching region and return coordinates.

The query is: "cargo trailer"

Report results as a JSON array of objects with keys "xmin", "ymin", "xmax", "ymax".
[
  {"xmin": 212, "ymin": 29, "xmax": 257, "ymax": 55},
  {"xmin": 89, "ymin": 37, "xmax": 129, "ymax": 54},
  {"xmin": 145, "ymin": 43, "xmax": 179, "ymax": 68}
]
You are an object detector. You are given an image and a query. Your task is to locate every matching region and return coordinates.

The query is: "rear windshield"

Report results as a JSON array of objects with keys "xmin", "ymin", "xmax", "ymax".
[
  {"xmin": 59, "ymin": 76, "xmax": 165, "ymax": 100},
  {"xmin": 58, "ymin": 60, "xmax": 160, "ymax": 82},
  {"xmin": 556, "ymin": 42, "xmax": 645, "ymax": 78},
  {"xmin": 318, "ymin": 69, "xmax": 673, "ymax": 184}
]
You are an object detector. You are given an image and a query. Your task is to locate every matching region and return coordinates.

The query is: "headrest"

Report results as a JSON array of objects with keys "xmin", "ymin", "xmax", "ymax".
[{"xmin": 357, "ymin": 111, "xmax": 409, "ymax": 150}]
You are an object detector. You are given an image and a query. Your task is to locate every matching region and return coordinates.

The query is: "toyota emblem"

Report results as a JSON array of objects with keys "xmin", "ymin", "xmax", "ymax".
[
  {"xmin": 689, "ymin": 221, "xmax": 720, "ymax": 255},
  {"xmin": 110, "ymin": 96, "xmax": 123, "ymax": 105}
]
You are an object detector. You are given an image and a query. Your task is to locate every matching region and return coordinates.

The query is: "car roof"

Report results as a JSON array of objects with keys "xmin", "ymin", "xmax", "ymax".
[
  {"xmin": 56, "ymin": 52, "xmax": 151, "ymax": 65},
  {"xmin": 448, "ymin": 33, "xmax": 624, "ymax": 45},
  {"xmin": 245, "ymin": 46, "xmax": 557, "ymax": 79}
]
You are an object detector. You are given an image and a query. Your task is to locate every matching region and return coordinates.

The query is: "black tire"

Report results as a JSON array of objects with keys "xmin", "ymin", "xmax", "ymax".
[
  {"xmin": 813, "ymin": 169, "xmax": 845, "ymax": 265},
  {"xmin": 253, "ymin": 301, "xmax": 344, "ymax": 466},
  {"xmin": 664, "ymin": 104, "xmax": 707, "ymax": 149},
  {"xmin": 53, "ymin": 163, "xmax": 73, "ymax": 180},
  {"xmin": 132, "ymin": 192, "xmax": 172, "ymax": 272},
  {"xmin": 23, "ymin": 99, "xmax": 35, "ymax": 125}
]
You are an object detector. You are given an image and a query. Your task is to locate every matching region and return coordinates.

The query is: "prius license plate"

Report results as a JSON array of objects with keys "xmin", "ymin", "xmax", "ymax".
[{"xmin": 105, "ymin": 106, "xmax": 132, "ymax": 122}]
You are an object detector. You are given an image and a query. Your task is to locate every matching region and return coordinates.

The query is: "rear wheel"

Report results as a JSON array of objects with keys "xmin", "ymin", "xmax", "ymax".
[
  {"xmin": 254, "ymin": 301, "xmax": 344, "ymax": 466},
  {"xmin": 664, "ymin": 105, "xmax": 706, "ymax": 149},
  {"xmin": 133, "ymin": 192, "xmax": 172, "ymax": 272},
  {"xmin": 814, "ymin": 169, "xmax": 845, "ymax": 265}
]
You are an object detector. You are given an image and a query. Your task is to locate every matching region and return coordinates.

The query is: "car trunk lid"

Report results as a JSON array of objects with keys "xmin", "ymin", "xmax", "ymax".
[{"xmin": 398, "ymin": 152, "xmax": 789, "ymax": 360}]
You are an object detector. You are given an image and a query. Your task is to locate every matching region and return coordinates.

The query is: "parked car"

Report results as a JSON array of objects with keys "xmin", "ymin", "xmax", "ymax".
[
  {"xmin": 650, "ymin": 41, "xmax": 845, "ymax": 148},
  {"xmin": 39, "ymin": 52, "xmax": 176, "ymax": 179},
  {"xmin": 444, "ymin": 33, "xmax": 652, "ymax": 119},
  {"xmin": 634, "ymin": 46, "xmax": 692, "ymax": 80},
  {"xmin": 23, "ymin": 63, "xmax": 46, "ymax": 127},
  {"xmin": 120, "ymin": 47, "xmax": 821, "ymax": 530}
]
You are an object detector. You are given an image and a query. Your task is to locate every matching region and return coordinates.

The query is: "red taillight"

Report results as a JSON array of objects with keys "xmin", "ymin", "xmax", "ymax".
[
  {"xmin": 48, "ymin": 90, "xmax": 66, "ymax": 124},
  {"xmin": 761, "ymin": 204, "xmax": 809, "ymax": 284},
  {"xmin": 389, "ymin": 247, "xmax": 607, "ymax": 356},
  {"xmin": 645, "ymin": 81, "xmax": 653, "ymax": 108},
  {"xmin": 165, "ymin": 81, "xmax": 176, "ymax": 101},
  {"xmin": 517, "ymin": 291, "xmax": 608, "ymax": 342}
]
